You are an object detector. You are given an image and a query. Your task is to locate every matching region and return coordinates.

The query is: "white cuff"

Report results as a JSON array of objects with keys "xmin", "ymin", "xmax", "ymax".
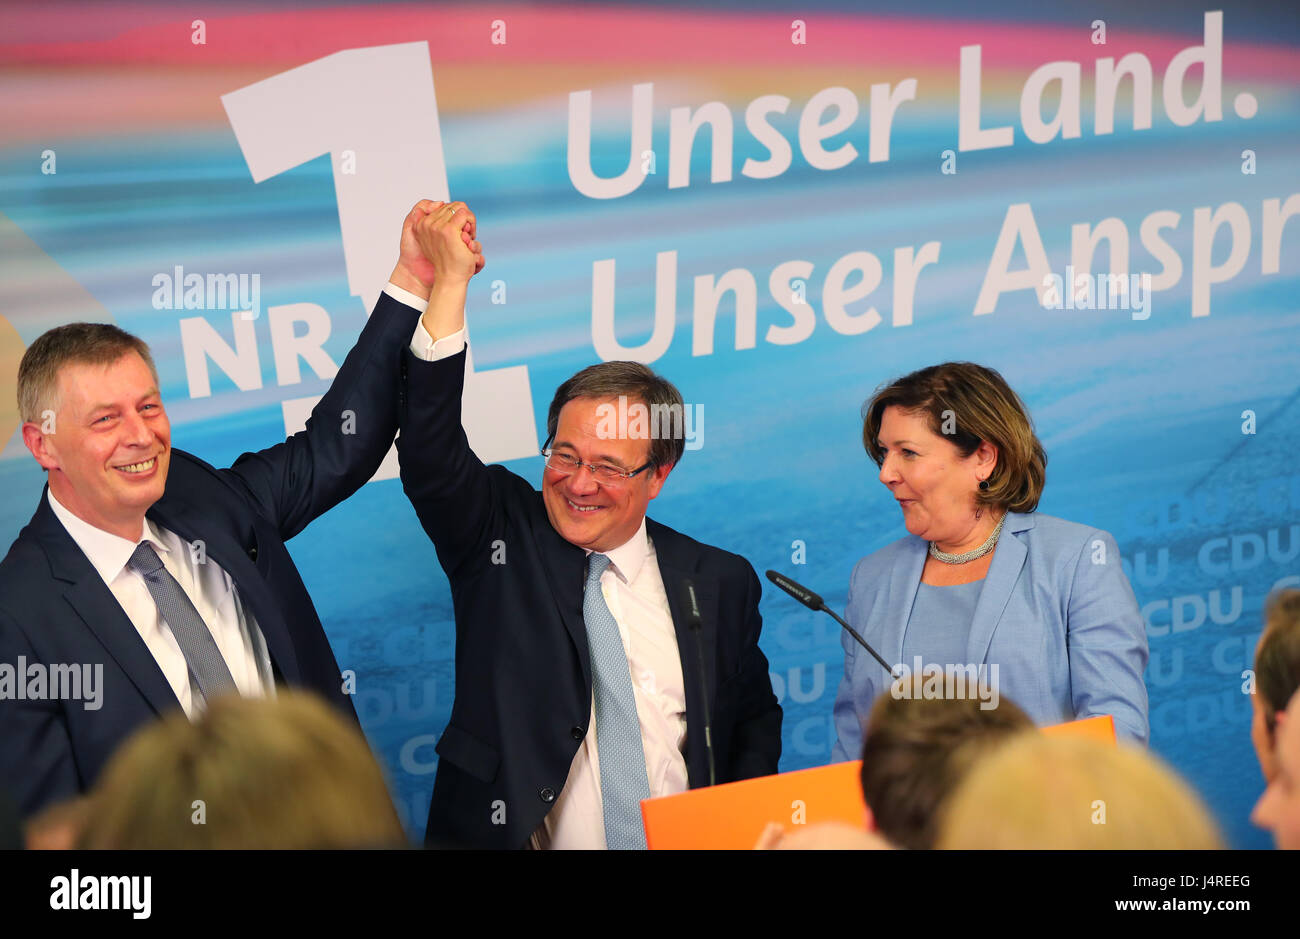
[
  {"xmin": 384, "ymin": 281, "xmax": 429, "ymax": 312},
  {"xmin": 386, "ymin": 282, "xmax": 467, "ymax": 361},
  {"xmin": 410, "ymin": 321, "xmax": 467, "ymax": 361}
]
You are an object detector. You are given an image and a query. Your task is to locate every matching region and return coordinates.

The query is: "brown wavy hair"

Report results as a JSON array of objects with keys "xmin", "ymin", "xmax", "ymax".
[{"xmin": 861, "ymin": 362, "xmax": 1047, "ymax": 513}]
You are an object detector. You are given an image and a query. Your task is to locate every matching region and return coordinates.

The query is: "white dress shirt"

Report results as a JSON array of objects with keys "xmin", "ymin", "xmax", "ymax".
[
  {"xmin": 396, "ymin": 285, "xmax": 689, "ymax": 849},
  {"xmin": 528, "ymin": 524, "xmax": 689, "ymax": 849},
  {"xmin": 389, "ymin": 281, "xmax": 467, "ymax": 358},
  {"xmin": 47, "ymin": 490, "xmax": 273, "ymax": 718}
]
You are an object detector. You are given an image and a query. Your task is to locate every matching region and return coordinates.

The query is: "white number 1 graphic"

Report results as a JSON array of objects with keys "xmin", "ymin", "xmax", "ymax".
[{"xmin": 222, "ymin": 40, "xmax": 537, "ymax": 472}]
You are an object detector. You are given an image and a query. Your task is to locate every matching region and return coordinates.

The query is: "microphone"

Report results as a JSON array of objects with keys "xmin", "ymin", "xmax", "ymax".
[
  {"xmin": 765, "ymin": 570, "xmax": 895, "ymax": 677},
  {"xmin": 682, "ymin": 578, "xmax": 717, "ymax": 787}
]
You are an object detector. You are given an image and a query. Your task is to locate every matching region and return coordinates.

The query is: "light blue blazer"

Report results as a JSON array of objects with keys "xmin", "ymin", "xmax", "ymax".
[{"xmin": 831, "ymin": 511, "xmax": 1149, "ymax": 761}]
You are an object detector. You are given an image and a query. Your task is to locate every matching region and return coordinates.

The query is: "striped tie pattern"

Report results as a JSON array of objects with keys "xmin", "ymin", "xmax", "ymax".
[{"xmin": 128, "ymin": 542, "xmax": 238, "ymax": 705}]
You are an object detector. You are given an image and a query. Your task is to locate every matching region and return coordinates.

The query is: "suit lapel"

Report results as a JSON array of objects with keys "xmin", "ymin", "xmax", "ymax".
[
  {"xmin": 537, "ymin": 517, "xmax": 592, "ymax": 690},
  {"xmin": 660, "ymin": 563, "xmax": 718, "ymax": 704},
  {"xmin": 886, "ymin": 537, "xmax": 927, "ymax": 669},
  {"xmin": 647, "ymin": 519, "xmax": 716, "ymax": 789},
  {"xmin": 966, "ymin": 512, "xmax": 1033, "ymax": 665},
  {"xmin": 30, "ymin": 493, "xmax": 180, "ymax": 716},
  {"xmin": 534, "ymin": 510, "xmax": 719, "ymax": 787},
  {"xmin": 147, "ymin": 498, "xmax": 303, "ymax": 685}
]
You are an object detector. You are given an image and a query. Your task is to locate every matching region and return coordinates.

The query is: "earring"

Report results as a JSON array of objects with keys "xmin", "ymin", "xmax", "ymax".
[{"xmin": 978, "ymin": 479, "xmax": 990, "ymax": 491}]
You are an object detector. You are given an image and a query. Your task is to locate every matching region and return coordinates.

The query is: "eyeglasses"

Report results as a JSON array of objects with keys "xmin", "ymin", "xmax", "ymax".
[{"xmin": 541, "ymin": 444, "xmax": 653, "ymax": 484}]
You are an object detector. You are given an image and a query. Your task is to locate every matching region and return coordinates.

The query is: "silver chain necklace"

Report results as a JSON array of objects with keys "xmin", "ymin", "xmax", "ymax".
[{"xmin": 929, "ymin": 511, "xmax": 1007, "ymax": 564}]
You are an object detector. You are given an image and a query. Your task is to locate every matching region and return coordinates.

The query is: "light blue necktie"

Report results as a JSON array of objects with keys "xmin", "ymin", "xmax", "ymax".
[
  {"xmin": 583, "ymin": 553, "xmax": 652, "ymax": 849},
  {"xmin": 128, "ymin": 541, "xmax": 238, "ymax": 705}
]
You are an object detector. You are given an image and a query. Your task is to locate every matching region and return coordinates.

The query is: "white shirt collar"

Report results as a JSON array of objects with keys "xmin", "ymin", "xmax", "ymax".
[
  {"xmin": 585, "ymin": 517, "xmax": 649, "ymax": 584},
  {"xmin": 47, "ymin": 489, "xmax": 171, "ymax": 586}
]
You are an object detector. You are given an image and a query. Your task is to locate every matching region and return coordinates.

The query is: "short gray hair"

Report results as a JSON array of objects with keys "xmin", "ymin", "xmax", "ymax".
[
  {"xmin": 545, "ymin": 361, "xmax": 686, "ymax": 470},
  {"xmin": 18, "ymin": 323, "xmax": 158, "ymax": 423}
]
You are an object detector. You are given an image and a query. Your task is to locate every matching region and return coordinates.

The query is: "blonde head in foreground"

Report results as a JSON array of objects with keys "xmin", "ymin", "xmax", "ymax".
[
  {"xmin": 937, "ymin": 732, "xmax": 1221, "ymax": 849},
  {"xmin": 79, "ymin": 691, "xmax": 405, "ymax": 849}
]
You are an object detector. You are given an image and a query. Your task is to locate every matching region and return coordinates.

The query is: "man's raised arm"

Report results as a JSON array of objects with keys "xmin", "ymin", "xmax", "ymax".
[
  {"xmin": 223, "ymin": 200, "xmax": 483, "ymax": 540},
  {"xmin": 392, "ymin": 201, "xmax": 504, "ymax": 579}
]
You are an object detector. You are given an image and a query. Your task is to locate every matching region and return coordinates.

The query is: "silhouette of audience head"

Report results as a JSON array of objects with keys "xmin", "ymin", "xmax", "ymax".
[
  {"xmin": 938, "ymin": 733, "xmax": 1222, "ymax": 849},
  {"xmin": 1252, "ymin": 589, "xmax": 1300, "ymax": 783},
  {"xmin": 79, "ymin": 691, "xmax": 406, "ymax": 849},
  {"xmin": 859, "ymin": 683, "xmax": 1033, "ymax": 848},
  {"xmin": 1253, "ymin": 687, "xmax": 1300, "ymax": 849}
]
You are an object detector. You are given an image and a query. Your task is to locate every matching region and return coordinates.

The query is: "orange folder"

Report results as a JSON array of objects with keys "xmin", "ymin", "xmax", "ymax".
[
  {"xmin": 1040, "ymin": 712, "xmax": 1115, "ymax": 743},
  {"xmin": 641, "ymin": 714, "xmax": 1116, "ymax": 849}
]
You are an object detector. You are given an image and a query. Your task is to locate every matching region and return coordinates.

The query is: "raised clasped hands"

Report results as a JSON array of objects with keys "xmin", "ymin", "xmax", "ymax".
[{"xmin": 391, "ymin": 198, "xmax": 485, "ymax": 298}]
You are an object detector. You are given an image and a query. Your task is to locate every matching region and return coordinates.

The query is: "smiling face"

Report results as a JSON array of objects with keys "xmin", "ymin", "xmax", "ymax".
[
  {"xmin": 23, "ymin": 351, "xmax": 171, "ymax": 541},
  {"xmin": 876, "ymin": 405, "xmax": 996, "ymax": 548},
  {"xmin": 541, "ymin": 395, "xmax": 671, "ymax": 553}
]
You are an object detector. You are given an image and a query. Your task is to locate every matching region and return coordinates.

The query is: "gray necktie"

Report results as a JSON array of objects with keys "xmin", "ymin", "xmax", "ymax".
[
  {"xmin": 583, "ymin": 553, "xmax": 652, "ymax": 849},
  {"xmin": 128, "ymin": 542, "xmax": 238, "ymax": 704}
]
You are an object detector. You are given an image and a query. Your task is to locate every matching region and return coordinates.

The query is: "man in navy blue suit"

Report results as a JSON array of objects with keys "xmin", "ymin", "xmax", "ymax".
[
  {"xmin": 392, "ymin": 202, "xmax": 782, "ymax": 849},
  {"xmin": 0, "ymin": 201, "xmax": 484, "ymax": 820}
]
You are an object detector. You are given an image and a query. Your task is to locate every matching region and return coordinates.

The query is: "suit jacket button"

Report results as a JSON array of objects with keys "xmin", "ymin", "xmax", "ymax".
[
  {"xmin": 248, "ymin": 545, "xmax": 258, "ymax": 560},
  {"xmin": 539, "ymin": 787, "xmax": 556, "ymax": 803},
  {"xmin": 570, "ymin": 726, "xmax": 584, "ymax": 741}
]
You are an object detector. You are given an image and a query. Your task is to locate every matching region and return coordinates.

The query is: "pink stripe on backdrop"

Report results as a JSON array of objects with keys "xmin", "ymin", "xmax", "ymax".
[{"xmin": 1, "ymin": 3, "xmax": 1298, "ymax": 79}]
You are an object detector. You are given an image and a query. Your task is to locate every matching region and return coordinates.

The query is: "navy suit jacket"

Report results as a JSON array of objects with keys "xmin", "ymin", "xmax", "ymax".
[
  {"xmin": 0, "ymin": 293, "xmax": 420, "ymax": 819},
  {"xmin": 397, "ymin": 346, "xmax": 782, "ymax": 849},
  {"xmin": 832, "ymin": 511, "xmax": 1150, "ymax": 762}
]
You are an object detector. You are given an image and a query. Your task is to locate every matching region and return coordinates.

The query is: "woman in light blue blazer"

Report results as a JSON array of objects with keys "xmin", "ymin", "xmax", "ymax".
[{"xmin": 831, "ymin": 363, "xmax": 1149, "ymax": 762}]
